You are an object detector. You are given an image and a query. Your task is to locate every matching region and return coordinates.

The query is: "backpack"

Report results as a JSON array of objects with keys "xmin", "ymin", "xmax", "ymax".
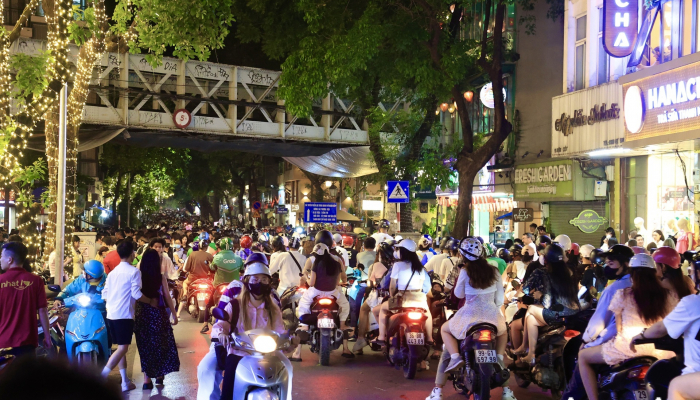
[{"xmin": 380, "ymin": 265, "xmax": 392, "ymax": 290}]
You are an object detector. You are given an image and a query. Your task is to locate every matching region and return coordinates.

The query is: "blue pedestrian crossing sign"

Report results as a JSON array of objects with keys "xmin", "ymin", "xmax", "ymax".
[
  {"xmin": 387, "ymin": 181, "xmax": 410, "ymax": 203},
  {"xmin": 304, "ymin": 202, "xmax": 338, "ymax": 223}
]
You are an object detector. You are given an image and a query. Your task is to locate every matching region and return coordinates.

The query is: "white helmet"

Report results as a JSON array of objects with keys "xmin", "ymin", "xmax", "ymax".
[
  {"xmin": 459, "ymin": 237, "xmax": 483, "ymax": 261},
  {"xmin": 418, "ymin": 235, "xmax": 433, "ymax": 247},
  {"xmin": 243, "ymin": 262, "xmax": 271, "ymax": 277},
  {"xmin": 395, "ymin": 238, "xmax": 417, "ymax": 252},
  {"xmin": 580, "ymin": 244, "xmax": 596, "ymax": 259},
  {"xmin": 554, "ymin": 234, "xmax": 572, "ymax": 251},
  {"xmin": 630, "ymin": 253, "xmax": 655, "ymax": 269},
  {"xmin": 394, "ymin": 235, "xmax": 403, "ymax": 242},
  {"xmin": 332, "ymin": 233, "xmax": 343, "ymax": 245}
]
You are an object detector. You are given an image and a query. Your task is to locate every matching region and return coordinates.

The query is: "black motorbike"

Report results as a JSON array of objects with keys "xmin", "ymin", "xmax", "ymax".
[
  {"xmin": 298, "ymin": 295, "xmax": 345, "ymax": 366},
  {"xmin": 452, "ymin": 322, "xmax": 510, "ymax": 399},
  {"xmin": 385, "ymin": 306, "xmax": 430, "ymax": 379},
  {"xmin": 508, "ymin": 300, "xmax": 594, "ymax": 400},
  {"xmin": 634, "ymin": 335, "xmax": 685, "ymax": 400}
]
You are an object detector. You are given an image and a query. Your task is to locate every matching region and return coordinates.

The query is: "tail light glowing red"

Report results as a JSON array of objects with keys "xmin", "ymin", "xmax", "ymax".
[
  {"xmin": 318, "ymin": 298, "xmax": 332, "ymax": 305},
  {"xmin": 198, "ymin": 284, "xmax": 210, "ymax": 289},
  {"xmin": 408, "ymin": 312, "xmax": 422, "ymax": 320},
  {"xmin": 477, "ymin": 330, "xmax": 492, "ymax": 341}
]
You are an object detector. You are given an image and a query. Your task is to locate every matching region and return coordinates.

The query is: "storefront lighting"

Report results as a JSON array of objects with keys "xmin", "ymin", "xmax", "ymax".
[
  {"xmin": 435, "ymin": 109, "xmax": 440, "ymax": 115},
  {"xmin": 588, "ymin": 148, "xmax": 632, "ymax": 157},
  {"xmin": 464, "ymin": 91, "xmax": 474, "ymax": 102},
  {"xmin": 440, "ymin": 103, "xmax": 449, "ymax": 112},
  {"xmin": 448, "ymin": 105, "xmax": 456, "ymax": 113},
  {"xmin": 325, "ymin": 181, "xmax": 333, "ymax": 188}
]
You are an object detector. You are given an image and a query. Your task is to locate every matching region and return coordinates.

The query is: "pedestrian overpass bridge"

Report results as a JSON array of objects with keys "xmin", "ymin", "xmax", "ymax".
[{"xmin": 11, "ymin": 38, "xmax": 396, "ymax": 157}]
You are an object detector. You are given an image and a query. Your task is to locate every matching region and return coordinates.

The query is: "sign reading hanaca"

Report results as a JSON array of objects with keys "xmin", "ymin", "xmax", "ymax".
[{"xmin": 603, "ymin": 0, "xmax": 639, "ymax": 57}]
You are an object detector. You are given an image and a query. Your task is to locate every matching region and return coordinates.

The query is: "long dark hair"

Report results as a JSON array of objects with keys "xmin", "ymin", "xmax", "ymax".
[
  {"xmin": 660, "ymin": 264, "xmax": 692, "ymax": 299},
  {"xmin": 464, "ymin": 257, "xmax": 497, "ymax": 289},
  {"xmin": 545, "ymin": 260, "xmax": 579, "ymax": 308},
  {"xmin": 140, "ymin": 249, "xmax": 162, "ymax": 299},
  {"xmin": 312, "ymin": 247, "xmax": 342, "ymax": 276},
  {"xmin": 396, "ymin": 247, "xmax": 423, "ymax": 274},
  {"xmin": 630, "ymin": 268, "xmax": 670, "ymax": 324}
]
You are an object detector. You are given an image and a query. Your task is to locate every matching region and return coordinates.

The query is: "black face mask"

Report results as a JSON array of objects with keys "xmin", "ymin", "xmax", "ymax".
[
  {"xmin": 603, "ymin": 266, "xmax": 622, "ymax": 281},
  {"xmin": 247, "ymin": 282, "xmax": 272, "ymax": 297}
]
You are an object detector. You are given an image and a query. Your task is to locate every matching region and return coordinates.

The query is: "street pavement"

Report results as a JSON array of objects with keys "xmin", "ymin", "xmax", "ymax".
[{"xmin": 114, "ymin": 318, "xmax": 555, "ymax": 400}]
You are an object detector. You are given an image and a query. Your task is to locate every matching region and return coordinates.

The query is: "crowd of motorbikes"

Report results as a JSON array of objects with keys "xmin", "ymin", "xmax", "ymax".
[{"xmin": 9, "ymin": 222, "xmax": 700, "ymax": 400}]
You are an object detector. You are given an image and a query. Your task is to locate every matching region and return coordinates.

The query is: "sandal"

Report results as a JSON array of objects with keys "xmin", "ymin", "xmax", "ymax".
[{"xmin": 289, "ymin": 357, "xmax": 302, "ymax": 362}]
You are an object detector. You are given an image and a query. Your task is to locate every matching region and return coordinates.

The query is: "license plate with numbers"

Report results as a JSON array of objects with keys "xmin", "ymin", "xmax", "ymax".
[
  {"xmin": 406, "ymin": 332, "xmax": 424, "ymax": 345},
  {"xmin": 634, "ymin": 390, "xmax": 648, "ymax": 400},
  {"xmin": 317, "ymin": 318, "xmax": 334, "ymax": 329},
  {"xmin": 475, "ymin": 349, "xmax": 497, "ymax": 363}
]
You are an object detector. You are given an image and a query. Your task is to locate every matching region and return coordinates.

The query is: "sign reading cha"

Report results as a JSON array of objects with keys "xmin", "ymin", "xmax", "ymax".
[{"xmin": 603, "ymin": 0, "xmax": 639, "ymax": 58}]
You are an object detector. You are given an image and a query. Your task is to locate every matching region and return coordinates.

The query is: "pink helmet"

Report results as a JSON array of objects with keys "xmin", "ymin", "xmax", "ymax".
[
  {"xmin": 569, "ymin": 243, "xmax": 580, "ymax": 256},
  {"xmin": 652, "ymin": 246, "xmax": 681, "ymax": 269},
  {"xmin": 631, "ymin": 246, "xmax": 648, "ymax": 255}
]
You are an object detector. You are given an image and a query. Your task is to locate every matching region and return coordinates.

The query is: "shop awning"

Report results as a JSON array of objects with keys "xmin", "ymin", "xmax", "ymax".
[
  {"xmin": 337, "ymin": 209, "xmax": 361, "ymax": 222},
  {"xmin": 284, "ymin": 146, "xmax": 378, "ymax": 178},
  {"xmin": 495, "ymin": 212, "xmax": 512, "ymax": 220}
]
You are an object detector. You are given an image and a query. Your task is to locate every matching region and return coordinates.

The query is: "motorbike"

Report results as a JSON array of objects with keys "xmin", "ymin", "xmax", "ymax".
[
  {"xmin": 450, "ymin": 322, "xmax": 510, "ymax": 399},
  {"xmin": 62, "ymin": 291, "xmax": 109, "ymax": 365},
  {"xmin": 212, "ymin": 307, "xmax": 292, "ymax": 399},
  {"xmin": 385, "ymin": 306, "xmax": 431, "ymax": 379},
  {"xmin": 508, "ymin": 300, "xmax": 594, "ymax": 400},
  {"xmin": 298, "ymin": 295, "xmax": 345, "ymax": 366},
  {"xmin": 633, "ymin": 335, "xmax": 685, "ymax": 400},
  {"xmin": 187, "ymin": 277, "xmax": 215, "ymax": 323}
]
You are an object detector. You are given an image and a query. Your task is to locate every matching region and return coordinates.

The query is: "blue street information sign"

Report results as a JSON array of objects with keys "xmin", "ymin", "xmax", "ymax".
[
  {"xmin": 304, "ymin": 202, "xmax": 337, "ymax": 223},
  {"xmin": 387, "ymin": 181, "xmax": 410, "ymax": 203}
]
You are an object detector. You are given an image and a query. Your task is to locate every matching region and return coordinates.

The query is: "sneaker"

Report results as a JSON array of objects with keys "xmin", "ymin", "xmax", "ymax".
[
  {"xmin": 425, "ymin": 387, "xmax": 443, "ymax": 400},
  {"xmin": 502, "ymin": 387, "xmax": 517, "ymax": 400},
  {"xmin": 352, "ymin": 338, "xmax": 367, "ymax": 352},
  {"xmin": 121, "ymin": 379, "xmax": 136, "ymax": 392},
  {"xmin": 444, "ymin": 356, "xmax": 464, "ymax": 373}
]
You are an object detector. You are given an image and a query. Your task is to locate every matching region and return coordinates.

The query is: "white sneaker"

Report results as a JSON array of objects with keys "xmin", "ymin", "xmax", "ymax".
[
  {"xmin": 502, "ymin": 387, "xmax": 517, "ymax": 400},
  {"xmin": 444, "ymin": 356, "xmax": 464, "ymax": 373},
  {"xmin": 425, "ymin": 387, "xmax": 443, "ymax": 400},
  {"xmin": 121, "ymin": 379, "xmax": 136, "ymax": 392}
]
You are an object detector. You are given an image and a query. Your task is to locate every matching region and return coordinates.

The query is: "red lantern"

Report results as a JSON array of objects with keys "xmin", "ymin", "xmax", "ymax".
[
  {"xmin": 440, "ymin": 103, "xmax": 449, "ymax": 112},
  {"xmin": 464, "ymin": 91, "xmax": 474, "ymax": 102}
]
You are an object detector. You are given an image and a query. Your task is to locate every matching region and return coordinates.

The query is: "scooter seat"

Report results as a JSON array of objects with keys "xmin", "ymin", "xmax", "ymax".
[{"xmin": 606, "ymin": 356, "xmax": 657, "ymax": 373}]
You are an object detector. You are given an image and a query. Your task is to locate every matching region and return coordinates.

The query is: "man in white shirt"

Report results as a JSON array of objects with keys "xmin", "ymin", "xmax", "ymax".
[
  {"xmin": 521, "ymin": 233, "xmax": 537, "ymax": 257},
  {"xmin": 269, "ymin": 237, "xmax": 307, "ymax": 295},
  {"xmin": 370, "ymin": 219, "xmax": 393, "ymax": 251},
  {"xmin": 101, "ymin": 241, "xmax": 158, "ymax": 392},
  {"xmin": 439, "ymin": 242, "xmax": 460, "ymax": 284},
  {"xmin": 333, "ymin": 233, "xmax": 350, "ymax": 268},
  {"xmin": 425, "ymin": 237, "xmax": 453, "ymax": 274}
]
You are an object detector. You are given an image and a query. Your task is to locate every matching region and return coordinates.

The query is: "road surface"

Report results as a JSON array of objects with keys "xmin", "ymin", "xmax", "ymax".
[{"xmin": 114, "ymin": 318, "xmax": 555, "ymax": 400}]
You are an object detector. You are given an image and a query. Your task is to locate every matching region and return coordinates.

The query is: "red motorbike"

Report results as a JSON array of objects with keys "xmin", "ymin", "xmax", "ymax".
[{"xmin": 186, "ymin": 277, "xmax": 214, "ymax": 323}]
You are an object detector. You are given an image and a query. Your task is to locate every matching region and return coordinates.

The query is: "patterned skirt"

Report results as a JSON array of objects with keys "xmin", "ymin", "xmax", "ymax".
[
  {"xmin": 447, "ymin": 293, "xmax": 506, "ymax": 340},
  {"xmin": 134, "ymin": 302, "xmax": 180, "ymax": 377}
]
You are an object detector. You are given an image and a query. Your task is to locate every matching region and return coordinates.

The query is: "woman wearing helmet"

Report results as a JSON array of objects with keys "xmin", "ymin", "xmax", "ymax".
[
  {"xmin": 512, "ymin": 244, "xmax": 580, "ymax": 366},
  {"xmin": 653, "ymin": 246, "xmax": 695, "ymax": 298},
  {"xmin": 353, "ymin": 241, "xmax": 395, "ymax": 354},
  {"xmin": 212, "ymin": 258, "xmax": 287, "ymax": 400},
  {"xmin": 297, "ymin": 230, "xmax": 354, "ymax": 358},
  {"xmin": 578, "ymin": 253, "xmax": 679, "ymax": 400},
  {"xmin": 439, "ymin": 239, "xmax": 460, "ymax": 286},
  {"xmin": 417, "ymin": 235, "xmax": 435, "ymax": 265},
  {"xmin": 54, "ymin": 259, "xmax": 108, "ymax": 316},
  {"xmin": 427, "ymin": 237, "xmax": 515, "ymax": 400},
  {"xmin": 375, "ymin": 239, "xmax": 432, "ymax": 356},
  {"xmin": 502, "ymin": 244, "xmax": 525, "ymax": 288}
]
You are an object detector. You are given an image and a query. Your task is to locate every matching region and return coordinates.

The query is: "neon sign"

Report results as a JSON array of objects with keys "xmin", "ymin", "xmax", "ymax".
[{"xmin": 603, "ymin": 0, "xmax": 639, "ymax": 57}]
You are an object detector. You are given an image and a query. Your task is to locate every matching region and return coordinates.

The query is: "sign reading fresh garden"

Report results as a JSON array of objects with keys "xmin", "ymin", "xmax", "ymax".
[
  {"xmin": 514, "ymin": 160, "xmax": 574, "ymax": 200},
  {"xmin": 569, "ymin": 209, "xmax": 608, "ymax": 233}
]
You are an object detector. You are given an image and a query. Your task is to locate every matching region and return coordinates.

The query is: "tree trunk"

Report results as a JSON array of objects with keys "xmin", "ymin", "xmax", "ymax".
[
  {"xmin": 199, "ymin": 196, "xmax": 214, "ymax": 221},
  {"xmin": 212, "ymin": 192, "xmax": 221, "ymax": 221}
]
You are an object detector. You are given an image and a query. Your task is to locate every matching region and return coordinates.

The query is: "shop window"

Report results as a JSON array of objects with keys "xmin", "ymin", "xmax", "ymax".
[
  {"xmin": 598, "ymin": 38, "xmax": 609, "ymax": 85},
  {"xmin": 682, "ymin": 0, "xmax": 694, "ymax": 55},
  {"xmin": 646, "ymin": 152, "xmax": 695, "ymax": 237},
  {"xmin": 661, "ymin": 1, "xmax": 673, "ymax": 62}
]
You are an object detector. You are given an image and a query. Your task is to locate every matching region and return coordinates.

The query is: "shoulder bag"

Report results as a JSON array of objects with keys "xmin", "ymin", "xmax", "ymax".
[{"xmin": 388, "ymin": 269, "xmax": 416, "ymax": 311}]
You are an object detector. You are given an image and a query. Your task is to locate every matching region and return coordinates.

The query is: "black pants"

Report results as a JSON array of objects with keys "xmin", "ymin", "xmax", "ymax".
[
  {"xmin": 221, "ymin": 354, "xmax": 243, "ymax": 400},
  {"xmin": 8, "ymin": 345, "xmax": 36, "ymax": 359}
]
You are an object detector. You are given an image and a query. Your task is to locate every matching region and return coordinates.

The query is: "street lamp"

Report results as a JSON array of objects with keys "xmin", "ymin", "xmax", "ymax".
[
  {"xmin": 325, "ymin": 180, "xmax": 333, "ymax": 188},
  {"xmin": 329, "ymin": 183, "xmax": 338, "ymax": 198}
]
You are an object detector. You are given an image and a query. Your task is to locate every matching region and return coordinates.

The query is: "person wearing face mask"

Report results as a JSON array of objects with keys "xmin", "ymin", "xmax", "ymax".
[
  {"xmin": 172, "ymin": 238, "xmax": 186, "ymax": 268},
  {"xmin": 561, "ymin": 244, "xmax": 634, "ymax": 400}
]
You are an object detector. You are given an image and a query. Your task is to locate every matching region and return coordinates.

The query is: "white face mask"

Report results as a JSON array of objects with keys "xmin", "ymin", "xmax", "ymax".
[{"xmin": 606, "ymin": 234, "xmax": 612, "ymax": 239}]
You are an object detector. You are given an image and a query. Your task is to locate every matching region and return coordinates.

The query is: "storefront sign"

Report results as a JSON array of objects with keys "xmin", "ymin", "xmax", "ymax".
[
  {"xmin": 602, "ymin": 0, "xmax": 638, "ymax": 57},
  {"xmin": 569, "ymin": 209, "xmax": 608, "ymax": 233},
  {"xmin": 623, "ymin": 59, "xmax": 700, "ymax": 140},
  {"xmin": 552, "ymin": 82, "xmax": 624, "ymax": 157},
  {"xmin": 514, "ymin": 161, "xmax": 574, "ymax": 200},
  {"xmin": 480, "ymin": 82, "xmax": 507, "ymax": 109},
  {"xmin": 512, "ymin": 208, "xmax": 534, "ymax": 222}
]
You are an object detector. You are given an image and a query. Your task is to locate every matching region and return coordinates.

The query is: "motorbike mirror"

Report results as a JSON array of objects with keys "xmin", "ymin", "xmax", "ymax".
[
  {"xmin": 551, "ymin": 304, "xmax": 565, "ymax": 312},
  {"xmin": 47, "ymin": 285, "xmax": 61, "ymax": 292},
  {"xmin": 211, "ymin": 307, "xmax": 229, "ymax": 321}
]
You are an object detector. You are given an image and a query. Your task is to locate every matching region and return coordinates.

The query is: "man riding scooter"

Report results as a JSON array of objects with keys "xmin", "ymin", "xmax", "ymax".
[{"xmin": 54, "ymin": 260, "xmax": 107, "ymax": 320}]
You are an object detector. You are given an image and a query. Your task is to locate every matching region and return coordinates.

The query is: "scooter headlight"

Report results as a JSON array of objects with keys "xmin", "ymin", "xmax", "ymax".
[
  {"xmin": 78, "ymin": 295, "xmax": 91, "ymax": 307},
  {"xmin": 253, "ymin": 335, "xmax": 277, "ymax": 353}
]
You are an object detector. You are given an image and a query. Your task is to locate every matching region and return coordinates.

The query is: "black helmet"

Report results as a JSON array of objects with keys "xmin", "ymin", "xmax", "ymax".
[
  {"xmin": 378, "ymin": 219, "xmax": 390, "ymax": 229},
  {"xmin": 509, "ymin": 244, "xmax": 523, "ymax": 257},
  {"xmin": 271, "ymin": 235, "xmax": 285, "ymax": 251},
  {"xmin": 289, "ymin": 236, "xmax": 301, "ymax": 249},
  {"xmin": 605, "ymin": 244, "xmax": 635, "ymax": 263},
  {"xmin": 377, "ymin": 241, "xmax": 395, "ymax": 264},
  {"xmin": 590, "ymin": 248, "xmax": 606, "ymax": 265},
  {"xmin": 544, "ymin": 244, "xmax": 565, "ymax": 263},
  {"xmin": 439, "ymin": 236, "xmax": 454, "ymax": 251},
  {"xmin": 497, "ymin": 248, "xmax": 511, "ymax": 263},
  {"xmin": 315, "ymin": 230, "xmax": 334, "ymax": 248},
  {"xmin": 537, "ymin": 235, "xmax": 552, "ymax": 249},
  {"xmin": 445, "ymin": 237, "xmax": 459, "ymax": 252}
]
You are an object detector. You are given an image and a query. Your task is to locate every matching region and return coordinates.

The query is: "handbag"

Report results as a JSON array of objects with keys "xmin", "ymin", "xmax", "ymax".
[{"xmin": 388, "ymin": 270, "xmax": 416, "ymax": 311}]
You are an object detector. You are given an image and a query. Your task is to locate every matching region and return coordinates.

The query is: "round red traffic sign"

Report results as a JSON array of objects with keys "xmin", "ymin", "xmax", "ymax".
[{"xmin": 173, "ymin": 109, "xmax": 192, "ymax": 129}]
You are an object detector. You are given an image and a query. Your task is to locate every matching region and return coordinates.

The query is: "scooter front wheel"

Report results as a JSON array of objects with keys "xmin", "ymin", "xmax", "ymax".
[{"xmin": 77, "ymin": 351, "xmax": 97, "ymax": 367}]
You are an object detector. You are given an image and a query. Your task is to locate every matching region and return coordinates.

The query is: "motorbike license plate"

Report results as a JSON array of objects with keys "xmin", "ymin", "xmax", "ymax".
[
  {"xmin": 406, "ymin": 332, "xmax": 424, "ymax": 345},
  {"xmin": 634, "ymin": 390, "xmax": 649, "ymax": 400},
  {"xmin": 475, "ymin": 349, "xmax": 497, "ymax": 363},
  {"xmin": 317, "ymin": 318, "xmax": 334, "ymax": 328}
]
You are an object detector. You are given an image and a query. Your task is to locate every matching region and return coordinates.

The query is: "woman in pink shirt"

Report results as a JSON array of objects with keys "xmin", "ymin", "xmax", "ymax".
[{"xmin": 212, "ymin": 260, "xmax": 286, "ymax": 400}]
